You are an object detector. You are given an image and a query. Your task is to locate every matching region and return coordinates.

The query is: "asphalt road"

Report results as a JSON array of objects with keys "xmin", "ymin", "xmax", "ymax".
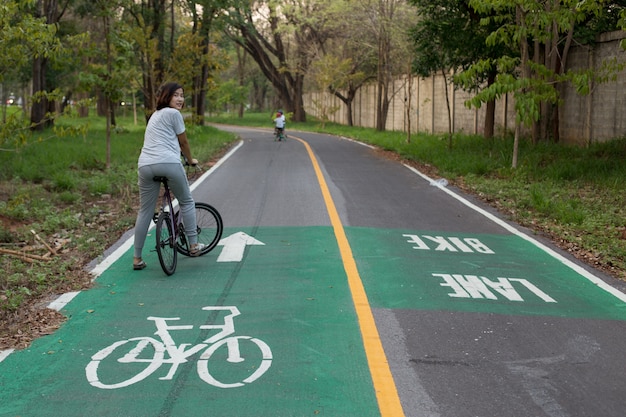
[
  {"xmin": 200, "ymin": 126, "xmax": 626, "ymax": 417},
  {"xmin": 2, "ymin": 125, "xmax": 626, "ymax": 417}
]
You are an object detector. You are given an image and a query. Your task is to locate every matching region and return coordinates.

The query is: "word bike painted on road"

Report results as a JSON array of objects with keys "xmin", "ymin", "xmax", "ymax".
[{"xmin": 403, "ymin": 234, "xmax": 495, "ymax": 254}]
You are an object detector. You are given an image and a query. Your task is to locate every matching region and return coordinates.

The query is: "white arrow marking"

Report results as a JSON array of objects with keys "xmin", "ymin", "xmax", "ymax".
[{"xmin": 216, "ymin": 232, "xmax": 265, "ymax": 262}]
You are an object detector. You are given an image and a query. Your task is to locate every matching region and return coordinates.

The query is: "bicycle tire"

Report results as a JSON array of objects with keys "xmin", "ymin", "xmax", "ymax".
[
  {"xmin": 156, "ymin": 212, "xmax": 177, "ymax": 275},
  {"xmin": 177, "ymin": 202, "xmax": 223, "ymax": 257}
]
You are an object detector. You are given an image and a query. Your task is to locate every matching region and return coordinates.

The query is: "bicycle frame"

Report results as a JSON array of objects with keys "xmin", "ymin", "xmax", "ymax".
[
  {"xmin": 153, "ymin": 166, "xmax": 223, "ymax": 275},
  {"xmin": 146, "ymin": 306, "xmax": 242, "ymax": 380},
  {"xmin": 155, "ymin": 162, "xmax": 202, "ymax": 244}
]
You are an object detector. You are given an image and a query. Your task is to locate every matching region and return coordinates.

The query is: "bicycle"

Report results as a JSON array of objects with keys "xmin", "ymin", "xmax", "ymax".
[
  {"xmin": 274, "ymin": 127, "xmax": 286, "ymax": 141},
  {"xmin": 153, "ymin": 164, "xmax": 223, "ymax": 275},
  {"xmin": 85, "ymin": 306, "xmax": 273, "ymax": 389}
]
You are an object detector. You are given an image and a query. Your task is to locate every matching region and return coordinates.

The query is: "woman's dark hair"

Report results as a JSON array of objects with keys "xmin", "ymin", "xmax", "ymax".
[{"xmin": 156, "ymin": 82, "xmax": 184, "ymax": 110}]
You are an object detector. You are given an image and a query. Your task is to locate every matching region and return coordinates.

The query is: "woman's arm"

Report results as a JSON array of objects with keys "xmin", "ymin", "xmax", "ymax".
[{"xmin": 177, "ymin": 132, "xmax": 198, "ymax": 165}]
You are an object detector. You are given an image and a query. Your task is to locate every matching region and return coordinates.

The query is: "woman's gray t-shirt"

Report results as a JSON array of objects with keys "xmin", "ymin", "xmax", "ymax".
[{"xmin": 138, "ymin": 107, "xmax": 186, "ymax": 167}]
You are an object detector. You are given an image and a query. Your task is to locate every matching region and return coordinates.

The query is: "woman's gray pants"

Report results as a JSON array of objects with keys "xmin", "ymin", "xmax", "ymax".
[{"xmin": 133, "ymin": 163, "xmax": 197, "ymax": 258}]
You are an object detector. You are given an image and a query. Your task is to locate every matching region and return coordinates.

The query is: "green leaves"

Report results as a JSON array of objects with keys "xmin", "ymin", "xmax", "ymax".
[{"xmin": 0, "ymin": 0, "xmax": 60, "ymax": 82}]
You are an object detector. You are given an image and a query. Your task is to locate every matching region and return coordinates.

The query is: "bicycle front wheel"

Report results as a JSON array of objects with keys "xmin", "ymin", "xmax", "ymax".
[
  {"xmin": 178, "ymin": 202, "xmax": 223, "ymax": 257},
  {"xmin": 156, "ymin": 212, "xmax": 177, "ymax": 275}
]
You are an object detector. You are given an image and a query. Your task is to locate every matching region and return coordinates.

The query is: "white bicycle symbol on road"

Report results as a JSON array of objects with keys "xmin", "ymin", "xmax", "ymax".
[{"xmin": 85, "ymin": 306, "xmax": 272, "ymax": 389}]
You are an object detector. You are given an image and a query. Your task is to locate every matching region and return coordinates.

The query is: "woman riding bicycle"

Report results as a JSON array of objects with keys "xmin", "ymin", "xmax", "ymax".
[{"xmin": 132, "ymin": 82, "xmax": 205, "ymax": 270}]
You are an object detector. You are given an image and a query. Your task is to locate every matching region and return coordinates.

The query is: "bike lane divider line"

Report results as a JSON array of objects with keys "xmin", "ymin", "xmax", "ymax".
[{"xmin": 293, "ymin": 135, "xmax": 406, "ymax": 417}]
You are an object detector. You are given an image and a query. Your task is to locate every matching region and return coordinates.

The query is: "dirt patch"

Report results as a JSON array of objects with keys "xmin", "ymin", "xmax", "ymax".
[
  {"xmin": 0, "ymin": 198, "xmax": 120, "ymax": 350},
  {"xmin": 0, "ymin": 156, "xmax": 224, "ymax": 351}
]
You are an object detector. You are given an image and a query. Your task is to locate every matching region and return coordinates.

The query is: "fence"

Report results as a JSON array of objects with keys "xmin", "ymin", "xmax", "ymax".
[{"xmin": 303, "ymin": 31, "xmax": 626, "ymax": 146}]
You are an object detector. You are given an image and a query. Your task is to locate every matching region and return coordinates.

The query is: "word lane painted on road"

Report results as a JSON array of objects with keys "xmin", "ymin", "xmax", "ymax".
[
  {"xmin": 403, "ymin": 234, "xmax": 555, "ymax": 304},
  {"xmin": 433, "ymin": 274, "xmax": 556, "ymax": 303},
  {"xmin": 346, "ymin": 227, "xmax": 626, "ymax": 320}
]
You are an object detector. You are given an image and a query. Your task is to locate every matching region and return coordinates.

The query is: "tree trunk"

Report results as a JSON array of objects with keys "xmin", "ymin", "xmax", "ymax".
[
  {"xmin": 30, "ymin": 56, "xmax": 49, "ymax": 131},
  {"xmin": 132, "ymin": 0, "xmax": 167, "ymax": 121},
  {"xmin": 483, "ymin": 71, "xmax": 497, "ymax": 139},
  {"xmin": 405, "ymin": 70, "xmax": 412, "ymax": 143},
  {"xmin": 513, "ymin": 5, "xmax": 530, "ymax": 168},
  {"xmin": 192, "ymin": 5, "xmax": 215, "ymax": 125},
  {"xmin": 237, "ymin": 45, "xmax": 247, "ymax": 118},
  {"xmin": 441, "ymin": 69, "xmax": 453, "ymax": 149},
  {"xmin": 30, "ymin": 0, "xmax": 59, "ymax": 131}
]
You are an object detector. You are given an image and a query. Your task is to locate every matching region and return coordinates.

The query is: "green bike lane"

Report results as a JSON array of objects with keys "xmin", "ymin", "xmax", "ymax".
[
  {"xmin": 0, "ymin": 226, "xmax": 381, "ymax": 417},
  {"xmin": 3, "ymin": 224, "xmax": 626, "ymax": 417}
]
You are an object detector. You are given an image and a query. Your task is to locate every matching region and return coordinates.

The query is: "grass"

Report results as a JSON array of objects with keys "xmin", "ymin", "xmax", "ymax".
[
  {"xmin": 0, "ymin": 111, "xmax": 239, "ymax": 326},
  {"xmin": 209, "ymin": 111, "xmax": 626, "ymax": 281}
]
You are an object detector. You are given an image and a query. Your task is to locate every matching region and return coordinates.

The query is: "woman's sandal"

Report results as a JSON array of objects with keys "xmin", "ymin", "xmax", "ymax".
[{"xmin": 133, "ymin": 260, "xmax": 147, "ymax": 270}]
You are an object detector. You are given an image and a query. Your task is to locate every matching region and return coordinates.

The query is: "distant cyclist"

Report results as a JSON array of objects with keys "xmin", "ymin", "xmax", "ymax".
[{"xmin": 273, "ymin": 110, "xmax": 286, "ymax": 141}]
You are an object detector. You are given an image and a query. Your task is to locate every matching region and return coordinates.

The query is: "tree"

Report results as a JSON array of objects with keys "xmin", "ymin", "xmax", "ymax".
[
  {"xmin": 123, "ymin": 0, "xmax": 172, "ymax": 118},
  {"xmin": 0, "ymin": 1, "xmax": 46, "ymax": 132},
  {"xmin": 351, "ymin": 0, "xmax": 416, "ymax": 131},
  {"xmin": 29, "ymin": 0, "xmax": 72, "ymax": 131},
  {"xmin": 224, "ymin": 0, "xmax": 336, "ymax": 122},
  {"xmin": 183, "ymin": 0, "xmax": 231, "ymax": 124},
  {"xmin": 410, "ymin": 0, "xmax": 512, "ymax": 141},
  {"xmin": 77, "ymin": 0, "xmax": 134, "ymax": 168},
  {"xmin": 466, "ymin": 0, "xmax": 611, "ymax": 167},
  {"xmin": 308, "ymin": 55, "xmax": 346, "ymax": 127},
  {"xmin": 316, "ymin": 0, "xmax": 377, "ymax": 127}
]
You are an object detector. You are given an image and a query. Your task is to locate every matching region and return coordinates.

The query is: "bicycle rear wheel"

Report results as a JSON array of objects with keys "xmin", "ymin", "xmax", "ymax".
[
  {"xmin": 155, "ymin": 212, "xmax": 177, "ymax": 275},
  {"xmin": 177, "ymin": 202, "xmax": 223, "ymax": 257}
]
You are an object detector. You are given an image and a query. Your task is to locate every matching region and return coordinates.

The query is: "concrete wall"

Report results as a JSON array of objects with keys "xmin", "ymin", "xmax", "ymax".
[{"xmin": 304, "ymin": 31, "xmax": 626, "ymax": 145}]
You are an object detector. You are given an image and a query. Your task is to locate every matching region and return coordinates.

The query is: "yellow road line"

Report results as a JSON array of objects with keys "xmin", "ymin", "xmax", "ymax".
[{"xmin": 294, "ymin": 136, "xmax": 406, "ymax": 417}]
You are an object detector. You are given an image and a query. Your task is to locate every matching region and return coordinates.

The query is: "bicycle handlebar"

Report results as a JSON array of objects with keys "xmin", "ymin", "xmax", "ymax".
[{"xmin": 181, "ymin": 154, "xmax": 198, "ymax": 167}]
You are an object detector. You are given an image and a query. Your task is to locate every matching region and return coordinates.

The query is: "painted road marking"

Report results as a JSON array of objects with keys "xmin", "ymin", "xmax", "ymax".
[
  {"xmin": 1, "ymin": 226, "xmax": 381, "ymax": 416},
  {"xmin": 216, "ymin": 231, "xmax": 265, "ymax": 262},
  {"xmin": 85, "ymin": 306, "xmax": 272, "ymax": 390},
  {"xmin": 404, "ymin": 164, "xmax": 626, "ymax": 304},
  {"xmin": 404, "ymin": 234, "xmax": 495, "ymax": 253},
  {"xmin": 432, "ymin": 274, "xmax": 557, "ymax": 303},
  {"xmin": 293, "ymin": 135, "xmax": 406, "ymax": 417}
]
